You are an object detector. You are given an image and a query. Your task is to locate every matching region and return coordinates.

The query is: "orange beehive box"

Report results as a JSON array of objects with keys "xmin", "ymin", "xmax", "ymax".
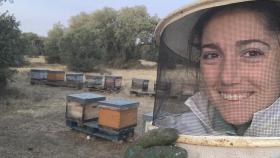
[
  {"xmin": 98, "ymin": 99, "xmax": 139, "ymax": 129},
  {"xmin": 47, "ymin": 70, "xmax": 65, "ymax": 81}
]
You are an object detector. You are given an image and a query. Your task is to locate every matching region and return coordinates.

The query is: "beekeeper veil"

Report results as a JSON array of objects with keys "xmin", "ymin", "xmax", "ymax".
[{"xmin": 153, "ymin": 0, "xmax": 280, "ymax": 136}]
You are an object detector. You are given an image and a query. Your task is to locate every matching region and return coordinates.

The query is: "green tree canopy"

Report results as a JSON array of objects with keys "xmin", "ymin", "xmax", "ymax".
[
  {"xmin": 114, "ymin": 6, "xmax": 159, "ymax": 65},
  {"xmin": 45, "ymin": 6, "xmax": 160, "ymax": 71},
  {"xmin": 0, "ymin": 11, "xmax": 25, "ymax": 89},
  {"xmin": 21, "ymin": 32, "xmax": 45, "ymax": 56},
  {"xmin": 44, "ymin": 23, "xmax": 65, "ymax": 63},
  {"xmin": 60, "ymin": 25, "xmax": 104, "ymax": 72}
]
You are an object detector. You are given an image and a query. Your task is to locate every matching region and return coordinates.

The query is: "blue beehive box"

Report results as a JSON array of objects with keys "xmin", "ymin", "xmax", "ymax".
[
  {"xmin": 66, "ymin": 93, "xmax": 106, "ymax": 123},
  {"xmin": 30, "ymin": 68, "xmax": 49, "ymax": 85},
  {"xmin": 30, "ymin": 68, "xmax": 48, "ymax": 80},
  {"xmin": 66, "ymin": 72, "xmax": 84, "ymax": 83},
  {"xmin": 98, "ymin": 99, "xmax": 139, "ymax": 129}
]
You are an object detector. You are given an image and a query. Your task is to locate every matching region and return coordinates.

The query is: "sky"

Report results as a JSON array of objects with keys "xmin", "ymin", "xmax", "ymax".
[{"xmin": 0, "ymin": 0, "xmax": 194, "ymax": 37}]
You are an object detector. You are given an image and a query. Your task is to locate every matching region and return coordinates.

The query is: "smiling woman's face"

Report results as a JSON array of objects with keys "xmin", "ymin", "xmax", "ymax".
[{"xmin": 201, "ymin": 9, "xmax": 280, "ymax": 125}]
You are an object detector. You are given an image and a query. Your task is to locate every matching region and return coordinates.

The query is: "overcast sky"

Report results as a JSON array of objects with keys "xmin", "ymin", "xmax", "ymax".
[{"xmin": 0, "ymin": 0, "xmax": 194, "ymax": 36}]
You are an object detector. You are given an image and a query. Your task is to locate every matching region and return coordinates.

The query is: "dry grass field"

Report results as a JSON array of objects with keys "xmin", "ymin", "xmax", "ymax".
[{"xmin": 0, "ymin": 57, "xmax": 157, "ymax": 158}]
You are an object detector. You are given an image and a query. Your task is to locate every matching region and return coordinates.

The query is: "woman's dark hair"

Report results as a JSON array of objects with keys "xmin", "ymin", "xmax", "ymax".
[{"xmin": 190, "ymin": 0, "xmax": 280, "ymax": 50}]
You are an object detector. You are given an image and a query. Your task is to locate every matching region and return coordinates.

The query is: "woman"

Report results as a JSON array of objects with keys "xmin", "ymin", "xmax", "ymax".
[
  {"xmin": 154, "ymin": 0, "xmax": 280, "ymax": 137},
  {"xmin": 124, "ymin": 1, "xmax": 280, "ymax": 157}
]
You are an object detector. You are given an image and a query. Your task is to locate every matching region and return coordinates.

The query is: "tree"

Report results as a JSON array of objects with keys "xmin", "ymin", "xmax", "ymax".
[
  {"xmin": 44, "ymin": 23, "xmax": 64, "ymax": 63},
  {"xmin": 47, "ymin": 5, "xmax": 160, "ymax": 70},
  {"xmin": 0, "ymin": 12, "xmax": 25, "ymax": 89},
  {"xmin": 112, "ymin": 6, "xmax": 159, "ymax": 66},
  {"xmin": 68, "ymin": 12, "xmax": 91, "ymax": 31},
  {"xmin": 89, "ymin": 7, "xmax": 118, "ymax": 63},
  {"xmin": 21, "ymin": 32, "xmax": 45, "ymax": 56},
  {"xmin": 60, "ymin": 24, "xmax": 104, "ymax": 72},
  {"xmin": 59, "ymin": 8, "xmax": 117, "ymax": 71}
]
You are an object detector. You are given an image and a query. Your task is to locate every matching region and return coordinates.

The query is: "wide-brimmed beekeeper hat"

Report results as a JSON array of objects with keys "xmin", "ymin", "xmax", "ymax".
[{"xmin": 154, "ymin": 0, "xmax": 280, "ymax": 58}]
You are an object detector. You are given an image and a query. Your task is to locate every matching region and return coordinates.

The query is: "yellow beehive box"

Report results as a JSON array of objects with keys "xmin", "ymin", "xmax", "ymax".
[{"xmin": 98, "ymin": 99, "xmax": 139, "ymax": 129}]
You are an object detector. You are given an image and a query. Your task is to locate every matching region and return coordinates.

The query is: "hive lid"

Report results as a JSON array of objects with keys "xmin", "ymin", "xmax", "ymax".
[
  {"xmin": 86, "ymin": 74, "xmax": 103, "ymax": 77},
  {"xmin": 48, "ymin": 70, "xmax": 65, "ymax": 73},
  {"xmin": 67, "ymin": 93, "xmax": 106, "ymax": 104},
  {"xmin": 132, "ymin": 78, "xmax": 149, "ymax": 82},
  {"xmin": 66, "ymin": 72, "xmax": 84, "ymax": 75},
  {"xmin": 98, "ymin": 99, "xmax": 139, "ymax": 109},
  {"xmin": 31, "ymin": 68, "xmax": 48, "ymax": 71},
  {"xmin": 105, "ymin": 75, "xmax": 122, "ymax": 78}
]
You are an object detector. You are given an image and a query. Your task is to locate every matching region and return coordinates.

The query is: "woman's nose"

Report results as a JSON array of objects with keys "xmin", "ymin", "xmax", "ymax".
[{"xmin": 220, "ymin": 57, "xmax": 240, "ymax": 85}]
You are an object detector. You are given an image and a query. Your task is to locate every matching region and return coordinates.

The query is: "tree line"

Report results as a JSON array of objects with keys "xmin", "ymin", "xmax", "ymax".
[
  {"xmin": 45, "ymin": 6, "xmax": 160, "ymax": 71},
  {"xmin": 0, "ymin": 4, "xmax": 160, "ymax": 90}
]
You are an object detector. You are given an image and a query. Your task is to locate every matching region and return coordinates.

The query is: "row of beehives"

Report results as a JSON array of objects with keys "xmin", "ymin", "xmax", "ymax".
[
  {"xmin": 30, "ymin": 68, "xmax": 196, "ymax": 97},
  {"xmin": 30, "ymin": 68, "xmax": 157, "ymax": 95},
  {"xmin": 30, "ymin": 68, "xmax": 122, "ymax": 90},
  {"xmin": 66, "ymin": 92, "xmax": 139, "ymax": 141}
]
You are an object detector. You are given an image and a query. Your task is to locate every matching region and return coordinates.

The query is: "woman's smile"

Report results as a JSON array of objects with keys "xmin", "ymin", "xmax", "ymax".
[{"xmin": 219, "ymin": 91, "xmax": 253, "ymax": 101}]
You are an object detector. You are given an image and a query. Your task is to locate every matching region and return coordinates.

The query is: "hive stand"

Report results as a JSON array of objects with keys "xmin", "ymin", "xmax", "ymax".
[{"xmin": 66, "ymin": 119, "xmax": 134, "ymax": 141}]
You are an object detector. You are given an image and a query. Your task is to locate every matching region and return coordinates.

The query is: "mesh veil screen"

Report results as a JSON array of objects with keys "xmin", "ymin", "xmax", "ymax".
[{"xmin": 153, "ymin": 0, "xmax": 280, "ymax": 137}]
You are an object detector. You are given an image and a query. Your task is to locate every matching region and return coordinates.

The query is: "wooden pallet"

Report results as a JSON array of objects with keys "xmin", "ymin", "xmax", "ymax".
[
  {"xmin": 65, "ymin": 82, "xmax": 83, "ymax": 89},
  {"xmin": 130, "ymin": 89, "xmax": 155, "ymax": 97},
  {"xmin": 66, "ymin": 119, "xmax": 134, "ymax": 141},
  {"xmin": 45, "ymin": 80, "xmax": 66, "ymax": 87},
  {"xmin": 84, "ymin": 87, "xmax": 121, "ymax": 93},
  {"xmin": 30, "ymin": 79, "xmax": 47, "ymax": 85}
]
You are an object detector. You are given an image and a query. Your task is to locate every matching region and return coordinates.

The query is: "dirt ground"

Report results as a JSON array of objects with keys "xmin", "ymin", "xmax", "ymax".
[{"xmin": 0, "ymin": 58, "xmax": 157, "ymax": 158}]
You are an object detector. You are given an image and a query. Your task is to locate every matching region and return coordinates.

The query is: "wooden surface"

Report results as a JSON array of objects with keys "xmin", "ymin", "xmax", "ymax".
[
  {"xmin": 67, "ymin": 101, "xmax": 83, "ymax": 119},
  {"xmin": 98, "ymin": 107, "xmax": 137, "ymax": 129},
  {"xmin": 66, "ymin": 101, "xmax": 98, "ymax": 121},
  {"xmin": 84, "ymin": 103, "xmax": 99, "ymax": 120},
  {"xmin": 47, "ymin": 73, "xmax": 64, "ymax": 81}
]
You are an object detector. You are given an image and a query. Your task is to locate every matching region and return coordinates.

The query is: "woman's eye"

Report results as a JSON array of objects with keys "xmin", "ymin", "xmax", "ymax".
[
  {"xmin": 242, "ymin": 50, "xmax": 264, "ymax": 58},
  {"xmin": 201, "ymin": 52, "xmax": 220, "ymax": 60}
]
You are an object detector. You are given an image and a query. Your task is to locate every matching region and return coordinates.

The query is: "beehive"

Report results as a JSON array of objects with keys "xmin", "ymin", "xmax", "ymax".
[
  {"xmin": 47, "ymin": 70, "xmax": 65, "ymax": 81},
  {"xmin": 66, "ymin": 72, "xmax": 84, "ymax": 83},
  {"xmin": 85, "ymin": 74, "xmax": 105, "ymax": 89},
  {"xmin": 30, "ymin": 68, "xmax": 48, "ymax": 85},
  {"xmin": 104, "ymin": 75, "xmax": 122, "ymax": 90},
  {"xmin": 131, "ymin": 78, "xmax": 149, "ymax": 92},
  {"xmin": 66, "ymin": 93, "xmax": 106, "ymax": 123},
  {"xmin": 30, "ymin": 68, "xmax": 48, "ymax": 80},
  {"xmin": 65, "ymin": 72, "xmax": 84, "ymax": 88},
  {"xmin": 98, "ymin": 99, "xmax": 139, "ymax": 129}
]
